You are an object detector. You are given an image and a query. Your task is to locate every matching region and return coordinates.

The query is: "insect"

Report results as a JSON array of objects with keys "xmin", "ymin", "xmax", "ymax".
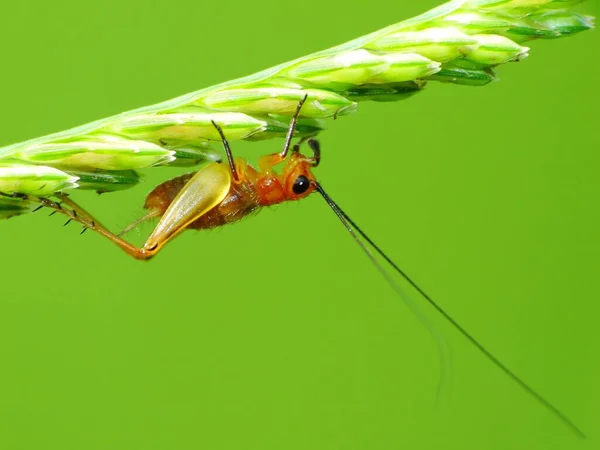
[{"xmin": 8, "ymin": 96, "xmax": 585, "ymax": 438}]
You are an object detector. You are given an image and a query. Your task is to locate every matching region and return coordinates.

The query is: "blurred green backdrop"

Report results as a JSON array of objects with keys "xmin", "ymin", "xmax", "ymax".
[{"xmin": 0, "ymin": 1, "xmax": 598, "ymax": 449}]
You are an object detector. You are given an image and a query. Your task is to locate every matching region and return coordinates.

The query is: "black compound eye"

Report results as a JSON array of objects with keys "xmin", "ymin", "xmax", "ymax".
[{"xmin": 292, "ymin": 175, "xmax": 311, "ymax": 195}]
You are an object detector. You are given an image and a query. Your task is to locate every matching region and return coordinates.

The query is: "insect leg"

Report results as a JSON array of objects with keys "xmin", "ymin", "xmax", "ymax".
[
  {"xmin": 22, "ymin": 193, "xmax": 152, "ymax": 259},
  {"xmin": 52, "ymin": 163, "xmax": 230, "ymax": 260},
  {"xmin": 306, "ymin": 138, "xmax": 321, "ymax": 167},
  {"xmin": 70, "ymin": 163, "xmax": 231, "ymax": 259},
  {"xmin": 280, "ymin": 94, "xmax": 308, "ymax": 159},
  {"xmin": 211, "ymin": 120, "xmax": 241, "ymax": 182},
  {"xmin": 259, "ymin": 94, "xmax": 308, "ymax": 171}
]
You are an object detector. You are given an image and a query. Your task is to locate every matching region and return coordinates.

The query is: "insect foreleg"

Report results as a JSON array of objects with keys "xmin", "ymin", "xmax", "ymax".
[{"xmin": 258, "ymin": 94, "xmax": 308, "ymax": 172}]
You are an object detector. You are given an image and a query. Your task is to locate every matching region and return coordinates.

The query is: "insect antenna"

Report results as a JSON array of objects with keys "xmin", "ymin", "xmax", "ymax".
[{"xmin": 314, "ymin": 182, "xmax": 585, "ymax": 439}]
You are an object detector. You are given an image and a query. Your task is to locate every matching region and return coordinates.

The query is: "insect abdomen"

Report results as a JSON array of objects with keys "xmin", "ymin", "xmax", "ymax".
[
  {"xmin": 144, "ymin": 172, "xmax": 261, "ymax": 231},
  {"xmin": 189, "ymin": 180, "xmax": 261, "ymax": 230},
  {"xmin": 144, "ymin": 173, "xmax": 194, "ymax": 213}
]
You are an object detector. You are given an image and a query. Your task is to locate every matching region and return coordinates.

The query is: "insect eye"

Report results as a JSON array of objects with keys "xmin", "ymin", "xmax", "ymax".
[{"xmin": 292, "ymin": 175, "xmax": 311, "ymax": 195}]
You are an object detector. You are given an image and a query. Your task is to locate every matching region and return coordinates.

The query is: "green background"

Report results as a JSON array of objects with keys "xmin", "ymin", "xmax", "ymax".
[{"xmin": 0, "ymin": 1, "xmax": 598, "ymax": 449}]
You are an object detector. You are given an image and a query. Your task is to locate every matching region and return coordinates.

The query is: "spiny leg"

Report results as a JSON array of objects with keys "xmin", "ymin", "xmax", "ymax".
[
  {"xmin": 59, "ymin": 163, "xmax": 229, "ymax": 259},
  {"xmin": 54, "ymin": 194, "xmax": 96, "ymax": 229},
  {"xmin": 25, "ymin": 193, "xmax": 154, "ymax": 260},
  {"xmin": 0, "ymin": 192, "xmax": 99, "ymax": 234},
  {"xmin": 0, "ymin": 191, "xmax": 66, "ymax": 218},
  {"xmin": 57, "ymin": 194, "xmax": 155, "ymax": 259}
]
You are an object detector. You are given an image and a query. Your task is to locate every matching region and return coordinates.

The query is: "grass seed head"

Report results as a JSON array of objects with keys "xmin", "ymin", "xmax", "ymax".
[{"xmin": 0, "ymin": 0, "xmax": 594, "ymax": 199}]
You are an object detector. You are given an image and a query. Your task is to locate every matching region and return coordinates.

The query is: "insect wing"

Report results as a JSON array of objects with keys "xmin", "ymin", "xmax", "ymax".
[{"xmin": 145, "ymin": 163, "xmax": 231, "ymax": 252}]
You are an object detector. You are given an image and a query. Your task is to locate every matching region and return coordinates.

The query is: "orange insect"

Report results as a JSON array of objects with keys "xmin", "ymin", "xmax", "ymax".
[
  {"xmin": 25, "ymin": 96, "xmax": 584, "ymax": 438},
  {"xmin": 33, "ymin": 97, "xmax": 317, "ymax": 260}
]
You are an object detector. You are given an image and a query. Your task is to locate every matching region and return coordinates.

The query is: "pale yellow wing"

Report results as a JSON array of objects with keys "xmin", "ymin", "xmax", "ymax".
[{"xmin": 144, "ymin": 163, "xmax": 231, "ymax": 253}]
